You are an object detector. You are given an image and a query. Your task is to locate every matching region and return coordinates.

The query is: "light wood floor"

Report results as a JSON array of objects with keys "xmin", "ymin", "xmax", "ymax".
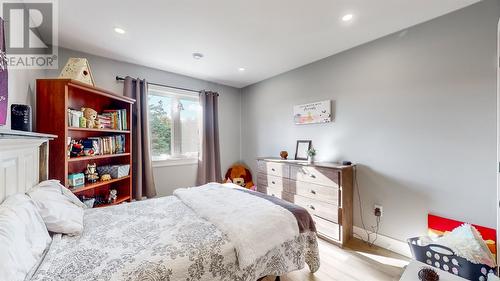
[{"xmin": 274, "ymin": 238, "xmax": 409, "ymax": 281}]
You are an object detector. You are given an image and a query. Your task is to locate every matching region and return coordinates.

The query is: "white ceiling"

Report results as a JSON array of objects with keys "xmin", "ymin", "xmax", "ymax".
[{"xmin": 58, "ymin": 0, "xmax": 479, "ymax": 88}]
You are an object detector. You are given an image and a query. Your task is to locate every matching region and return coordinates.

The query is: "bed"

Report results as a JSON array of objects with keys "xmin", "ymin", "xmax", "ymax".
[
  {"xmin": 0, "ymin": 133, "xmax": 320, "ymax": 281},
  {"xmin": 30, "ymin": 193, "xmax": 319, "ymax": 281}
]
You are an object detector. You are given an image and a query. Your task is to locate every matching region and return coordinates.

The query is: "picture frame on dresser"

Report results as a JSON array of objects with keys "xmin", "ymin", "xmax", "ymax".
[{"xmin": 295, "ymin": 140, "xmax": 311, "ymax": 160}]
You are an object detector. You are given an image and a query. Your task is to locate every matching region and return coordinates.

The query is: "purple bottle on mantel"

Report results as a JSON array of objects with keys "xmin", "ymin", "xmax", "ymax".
[{"xmin": 0, "ymin": 17, "xmax": 8, "ymax": 126}]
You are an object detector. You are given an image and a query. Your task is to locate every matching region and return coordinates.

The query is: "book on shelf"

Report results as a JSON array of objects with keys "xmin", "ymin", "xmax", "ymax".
[
  {"xmin": 70, "ymin": 134, "xmax": 126, "ymax": 158},
  {"xmin": 97, "ymin": 115, "xmax": 112, "ymax": 128},
  {"xmin": 68, "ymin": 109, "xmax": 83, "ymax": 127},
  {"xmin": 102, "ymin": 109, "xmax": 127, "ymax": 130}
]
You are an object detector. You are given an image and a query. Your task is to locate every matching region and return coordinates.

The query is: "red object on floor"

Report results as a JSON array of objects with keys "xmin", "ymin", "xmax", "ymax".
[{"xmin": 428, "ymin": 214, "xmax": 496, "ymax": 256}]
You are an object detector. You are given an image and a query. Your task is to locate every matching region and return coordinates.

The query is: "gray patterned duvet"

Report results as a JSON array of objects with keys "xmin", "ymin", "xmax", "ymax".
[{"xmin": 30, "ymin": 196, "xmax": 319, "ymax": 281}]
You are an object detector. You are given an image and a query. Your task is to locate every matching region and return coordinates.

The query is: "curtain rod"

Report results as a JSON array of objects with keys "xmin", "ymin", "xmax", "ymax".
[{"xmin": 115, "ymin": 76, "xmax": 200, "ymax": 94}]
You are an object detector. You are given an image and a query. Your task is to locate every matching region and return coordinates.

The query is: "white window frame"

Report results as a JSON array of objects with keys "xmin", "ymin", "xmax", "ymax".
[{"xmin": 148, "ymin": 84, "xmax": 200, "ymax": 167}]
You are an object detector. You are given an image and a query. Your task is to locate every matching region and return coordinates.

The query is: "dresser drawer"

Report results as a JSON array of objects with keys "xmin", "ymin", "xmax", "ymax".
[
  {"xmin": 288, "ymin": 180, "xmax": 339, "ymax": 204},
  {"xmin": 257, "ymin": 173, "xmax": 288, "ymax": 190},
  {"xmin": 266, "ymin": 186, "xmax": 283, "ymax": 198},
  {"xmin": 290, "ymin": 165, "xmax": 339, "ymax": 187},
  {"xmin": 257, "ymin": 161, "xmax": 290, "ymax": 178},
  {"xmin": 314, "ymin": 216, "xmax": 340, "ymax": 241},
  {"xmin": 257, "ymin": 185, "xmax": 267, "ymax": 193},
  {"xmin": 293, "ymin": 195, "xmax": 339, "ymax": 223}
]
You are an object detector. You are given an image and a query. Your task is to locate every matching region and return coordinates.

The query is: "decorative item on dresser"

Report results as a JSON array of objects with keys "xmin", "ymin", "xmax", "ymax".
[
  {"xmin": 256, "ymin": 157, "xmax": 354, "ymax": 246},
  {"xmin": 36, "ymin": 79, "xmax": 135, "ymax": 208},
  {"xmin": 295, "ymin": 140, "xmax": 311, "ymax": 160}
]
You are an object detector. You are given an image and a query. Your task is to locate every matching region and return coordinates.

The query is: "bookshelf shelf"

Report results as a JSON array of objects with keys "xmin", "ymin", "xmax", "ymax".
[
  {"xmin": 68, "ymin": 127, "xmax": 131, "ymax": 134},
  {"xmin": 95, "ymin": 195, "xmax": 131, "ymax": 208},
  {"xmin": 68, "ymin": 153, "xmax": 131, "ymax": 163},
  {"xmin": 70, "ymin": 176, "xmax": 131, "ymax": 194},
  {"xmin": 36, "ymin": 79, "xmax": 134, "ymax": 208}
]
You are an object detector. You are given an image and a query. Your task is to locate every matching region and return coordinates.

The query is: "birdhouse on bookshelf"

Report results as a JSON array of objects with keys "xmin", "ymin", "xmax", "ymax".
[{"xmin": 59, "ymin": 58, "xmax": 95, "ymax": 86}]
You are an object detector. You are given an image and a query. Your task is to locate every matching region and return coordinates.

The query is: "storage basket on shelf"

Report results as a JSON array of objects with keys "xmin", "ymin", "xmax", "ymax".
[
  {"xmin": 97, "ymin": 164, "xmax": 130, "ymax": 179},
  {"xmin": 407, "ymin": 237, "xmax": 496, "ymax": 281}
]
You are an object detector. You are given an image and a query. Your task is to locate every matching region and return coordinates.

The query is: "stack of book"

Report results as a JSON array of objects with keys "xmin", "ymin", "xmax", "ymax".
[
  {"xmin": 76, "ymin": 134, "xmax": 126, "ymax": 156},
  {"xmin": 100, "ymin": 109, "xmax": 127, "ymax": 130},
  {"xmin": 97, "ymin": 115, "xmax": 112, "ymax": 128}
]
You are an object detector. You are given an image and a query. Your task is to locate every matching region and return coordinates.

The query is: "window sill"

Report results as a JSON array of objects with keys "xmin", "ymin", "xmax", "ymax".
[{"xmin": 152, "ymin": 158, "xmax": 198, "ymax": 168}]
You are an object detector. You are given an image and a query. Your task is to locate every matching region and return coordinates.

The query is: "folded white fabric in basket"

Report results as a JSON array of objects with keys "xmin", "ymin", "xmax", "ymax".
[{"xmin": 419, "ymin": 223, "xmax": 496, "ymax": 268}]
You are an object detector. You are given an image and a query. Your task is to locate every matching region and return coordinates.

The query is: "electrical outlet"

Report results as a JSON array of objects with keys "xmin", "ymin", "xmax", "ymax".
[{"xmin": 374, "ymin": 204, "xmax": 383, "ymax": 217}]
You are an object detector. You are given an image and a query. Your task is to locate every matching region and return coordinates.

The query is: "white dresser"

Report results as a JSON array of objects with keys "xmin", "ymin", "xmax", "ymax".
[{"xmin": 256, "ymin": 158, "xmax": 354, "ymax": 246}]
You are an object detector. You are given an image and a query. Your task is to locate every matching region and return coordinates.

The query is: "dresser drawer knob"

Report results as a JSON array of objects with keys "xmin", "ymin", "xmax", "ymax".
[
  {"xmin": 309, "ymin": 205, "xmax": 316, "ymax": 210},
  {"xmin": 271, "ymin": 168, "xmax": 276, "ymax": 172},
  {"xmin": 271, "ymin": 181, "xmax": 275, "ymax": 184},
  {"xmin": 310, "ymin": 174, "xmax": 316, "ymax": 179},
  {"xmin": 310, "ymin": 190, "xmax": 316, "ymax": 195}
]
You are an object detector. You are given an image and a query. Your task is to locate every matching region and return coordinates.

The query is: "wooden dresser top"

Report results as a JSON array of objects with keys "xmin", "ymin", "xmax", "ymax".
[{"xmin": 257, "ymin": 157, "xmax": 354, "ymax": 170}]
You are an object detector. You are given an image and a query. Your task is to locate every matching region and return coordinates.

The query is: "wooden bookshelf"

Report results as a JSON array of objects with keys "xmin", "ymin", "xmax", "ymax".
[{"xmin": 36, "ymin": 79, "xmax": 135, "ymax": 207}]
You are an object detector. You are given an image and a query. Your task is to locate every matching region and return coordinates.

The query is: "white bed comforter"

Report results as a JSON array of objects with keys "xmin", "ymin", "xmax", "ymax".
[
  {"xmin": 30, "ymin": 195, "xmax": 319, "ymax": 281},
  {"xmin": 174, "ymin": 183, "xmax": 300, "ymax": 268}
]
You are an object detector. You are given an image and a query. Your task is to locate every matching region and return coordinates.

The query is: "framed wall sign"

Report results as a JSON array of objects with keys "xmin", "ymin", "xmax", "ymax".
[
  {"xmin": 0, "ymin": 18, "xmax": 7, "ymax": 126},
  {"xmin": 293, "ymin": 100, "xmax": 331, "ymax": 125},
  {"xmin": 295, "ymin": 140, "xmax": 311, "ymax": 160}
]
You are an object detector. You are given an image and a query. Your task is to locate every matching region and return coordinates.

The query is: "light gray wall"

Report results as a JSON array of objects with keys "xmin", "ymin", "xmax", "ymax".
[
  {"xmin": 45, "ymin": 48, "xmax": 242, "ymax": 196},
  {"xmin": 0, "ymin": 69, "xmax": 46, "ymax": 129},
  {"xmin": 241, "ymin": 0, "xmax": 500, "ymax": 241}
]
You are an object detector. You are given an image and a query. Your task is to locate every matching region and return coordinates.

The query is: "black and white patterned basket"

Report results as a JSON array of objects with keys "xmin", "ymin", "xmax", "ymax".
[
  {"xmin": 407, "ymin": 237, "xmax": 496, "ymax": 281},
  {"xmin": 97, "ymin": 164, "xmax": 130, "ymax": 179}
]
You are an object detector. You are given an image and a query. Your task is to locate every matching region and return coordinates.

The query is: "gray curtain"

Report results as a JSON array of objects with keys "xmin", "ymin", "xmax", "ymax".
[
  {"xmin": 196, "ymin": 91, "xmax": 221, "ymax": 185},
  {"xmin": 123, "ymin": 76, "xmax": 157, "ymax": 199}
]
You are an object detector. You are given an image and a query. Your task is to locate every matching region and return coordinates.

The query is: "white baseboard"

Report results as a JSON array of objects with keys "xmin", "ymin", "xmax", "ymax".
[{"xmin": 353, "ymin": 226, "xmax": 412, "ymax": 258}]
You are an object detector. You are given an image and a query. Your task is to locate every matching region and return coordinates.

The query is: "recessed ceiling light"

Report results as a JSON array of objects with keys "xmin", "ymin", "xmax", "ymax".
[
  {"xmin": 114, "ymin": 27, "xmax": 126, "ymax": 34},
  {"xmin": 192, "ymin": 53, "xmax": 204, "ymax": 60},
  {"xmin": 238, "ymin": 67, "xmax": 245, "ymax": 72},
  {"xmin": 342, "ymin": 14, "xmax": 354, "ymax": 22}
]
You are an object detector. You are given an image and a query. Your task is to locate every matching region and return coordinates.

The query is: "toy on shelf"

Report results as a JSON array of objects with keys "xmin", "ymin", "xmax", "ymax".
[
  {"xmin": 85, "ymin": 163, "xmax": 99, "ymax": 183},
  {"xmin": 100, "ymin": 174, "xmax": 112, "ymax": 181},
  {"xmin": 69, "ymin": 140, "xmax": 84, "ymax": 158},
  {"xmin": 68, "ymin": 173, "xmax": 85, "ymax": 187},
  {"xmin": 81, "ymin": 107, "xmax": 102, "ymax": 129},
  {"xmin": 108, "ymin": 189, "xmax": 117, "ymax": 203}
]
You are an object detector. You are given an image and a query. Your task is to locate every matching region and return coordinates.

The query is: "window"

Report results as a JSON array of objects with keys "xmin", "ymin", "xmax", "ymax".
[{"xmin": 148, "ymin": 85, "xmax": 201, "ymax": 164}]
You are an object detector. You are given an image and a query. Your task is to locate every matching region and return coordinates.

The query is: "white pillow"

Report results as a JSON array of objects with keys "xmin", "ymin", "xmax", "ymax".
[
  {"xmin": 34, "ymin": 180, "xmax": 87, "ymax": 208},
  {"xmin": 437, "ymin": 223, "xmax": 496, "ymax": 268},
  {"xmin": 0, "ymin": 194, "xmax": 51, "ymax": 281},
  {"xmin": 27, "ymin": 180, "xmax": 85, "ymax": 235},
  {"xmin": 488, "ymin": 273, "xmax": 500, "ymax": 281}
]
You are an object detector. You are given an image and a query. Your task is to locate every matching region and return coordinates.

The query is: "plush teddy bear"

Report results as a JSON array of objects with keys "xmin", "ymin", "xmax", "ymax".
[
  {"xmin": 81, "ymin": 107, "xmax": 102, "ymax": 129},
  {"xmin": 225, "ymin": 163, "xmax": 255, "ymax": 190}
]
